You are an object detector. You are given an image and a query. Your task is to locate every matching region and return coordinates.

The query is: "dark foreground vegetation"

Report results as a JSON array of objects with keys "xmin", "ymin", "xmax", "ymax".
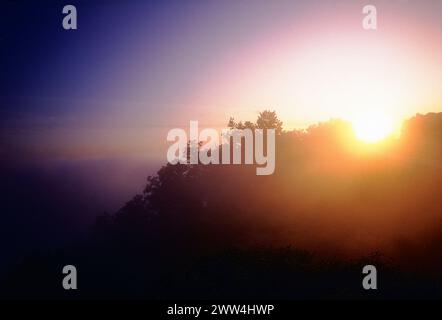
[{"xmin": 1, "ymin": 111, "xmax": 441, "ymax": 299}]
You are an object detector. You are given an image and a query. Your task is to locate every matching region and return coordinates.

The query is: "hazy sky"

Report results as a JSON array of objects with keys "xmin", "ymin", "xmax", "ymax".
[{"xmin": 1, "ymin": 0, "xmax": 441, "ymax": 162}]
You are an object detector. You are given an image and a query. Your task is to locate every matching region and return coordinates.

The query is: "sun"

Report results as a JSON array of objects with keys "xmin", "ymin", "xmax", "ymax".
[{"xmin": 350, "ymin": 111, "xmax": 395, "ymax": 143}]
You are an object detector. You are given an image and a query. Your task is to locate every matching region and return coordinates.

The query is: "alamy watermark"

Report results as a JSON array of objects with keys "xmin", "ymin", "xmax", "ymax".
[
  {"xmin": 166, "ymin": 121, "xmax": 275, "ymax": 175},
  {"xmin": 62, "ymin": 5, "xmax": 77, "ymax": 30},
  {"xmin": 362, "ymin": 4, "xmax": 377, "ymax": 30},
  {"xmin": 62, "ymin": 265, "xmax": 77, "ymax": 290}
]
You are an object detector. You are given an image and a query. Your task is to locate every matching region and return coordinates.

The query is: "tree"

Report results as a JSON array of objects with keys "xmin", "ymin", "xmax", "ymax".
[{"xmin": 256, "ymin": 110, "xmax": 283, "ymax": 135}]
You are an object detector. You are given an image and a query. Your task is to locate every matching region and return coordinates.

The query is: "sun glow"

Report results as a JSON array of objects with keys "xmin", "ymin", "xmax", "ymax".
[{"xmin": 350, "ymin": 111, "xmax": 396, "ymax": 143}]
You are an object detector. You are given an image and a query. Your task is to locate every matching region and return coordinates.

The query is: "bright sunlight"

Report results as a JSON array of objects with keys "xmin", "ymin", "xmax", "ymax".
[{"xmin": 351, "ymin": 111, "xmax": 396, "ymax": 143}]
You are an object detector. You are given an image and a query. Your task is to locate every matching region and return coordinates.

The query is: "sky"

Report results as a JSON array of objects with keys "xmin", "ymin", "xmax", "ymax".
[{"xmin": 0, "ymin": 0, "xmax": 441, "ymax": 163}]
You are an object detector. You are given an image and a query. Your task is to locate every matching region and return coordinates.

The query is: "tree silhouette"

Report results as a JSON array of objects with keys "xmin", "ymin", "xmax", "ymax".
[
  {"xmin": 228, "ymin": 110, "xmax": 282, "ymax": 134},
  {"xmin": 1, "ymin": 111, "xmax": 441, "ymax": 299},
  {"xmin": 256, "ymin": 110, "xmax": 283, "ymax": 134}
]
